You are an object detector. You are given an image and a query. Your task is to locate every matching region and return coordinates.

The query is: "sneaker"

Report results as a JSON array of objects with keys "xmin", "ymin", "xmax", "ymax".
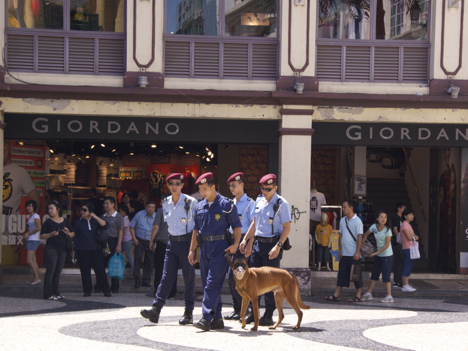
[
  {"xmin": 381, "ymin": 295, "xmax": 394, "ymax": 303},
  {"xmin": 46, "ymin": 296, "xmax": 58, "ymax": 301},
  {"xmin": 361, "ymin": 292, "xmax": 373, "ymax": 301},
  {"xmin": 55, "ymin": 295, "xmax": 65, "ymax": 299},
  {"xmin": 402, "ymin": 285, "xmax": 416, "ymax": 292}
]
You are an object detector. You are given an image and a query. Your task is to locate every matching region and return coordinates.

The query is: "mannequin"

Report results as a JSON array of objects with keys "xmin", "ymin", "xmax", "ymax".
[
  {"xmin": 309, "ymin": 180, "xmax": 327, "ymax": 267},
  {"xmin": 315, "ymin": 213, "xmax": 333, "ymax": 271}
]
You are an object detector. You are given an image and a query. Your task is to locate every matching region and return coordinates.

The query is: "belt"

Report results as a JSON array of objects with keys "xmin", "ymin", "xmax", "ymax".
[
  {"xmin": 201, "ymin": 234, "xmax": 226, "ymax": 242},
  {"xmin": 169, "ymin": 234, "xmax": 191, "ymax": 242},
  {"xmin": 255, "ymin": 235, "xmax": 278, "ymax": 244}
]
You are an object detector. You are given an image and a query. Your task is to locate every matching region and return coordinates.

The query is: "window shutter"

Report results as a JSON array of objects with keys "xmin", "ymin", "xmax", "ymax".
[
  {"xmin": 69, "ymin": 38, "xmax": 95, "ymax": 74},
  {"xmin": 374, "ymin": 47, "xmax": 399, "ymax": 82},
  {"xmin": 316, "ymin": 45, "xmax": 342, "ymax": 80},
  {"xmin": 252, "ymin": 44, "xmax": 277, "ymax": 79},
  {"xmin": 38, "ymin": 36, "xmax": 65, "ymax": 72},
  {"xmin": 345, "ymin": 46, "xmax": 371, "ymax": 81},
  {"xmin": 223, "ymin": 43, "xmax": 249, "ymax": 78},
  {"xmin": 194, "ymin": 42, "xmax": 219, "ymax": 77},
  {"xmin": 403, "ymin": 47, "xmax": 429, "ymax": 83},
  {"xmin": 164, "ymin": 41, "xmax": 190, "ymax": 77},
  {"xmin": 6, "ymin": 34, "xmax": 34, "ymax": 71},
  {"xmin": 98, "ymin": 39, "xmax": 125, "ymax": 75}
]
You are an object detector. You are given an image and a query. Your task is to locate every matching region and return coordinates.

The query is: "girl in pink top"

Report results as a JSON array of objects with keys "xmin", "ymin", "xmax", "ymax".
[{"xmin": 400, "ymin": 209, "xmax": 419, "ymax": 292}]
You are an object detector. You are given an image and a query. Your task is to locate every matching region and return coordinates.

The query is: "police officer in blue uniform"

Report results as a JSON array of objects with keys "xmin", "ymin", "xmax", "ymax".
[
  {"xmin": 224, "ymin": 172, "xmax": 255, "ymax": 321},
  {"xmin": 188, "ymin": 172, "xmax": 242, "ymax": 331},
  {"xmin": 240, "ymin": 174, "xmax": 291, "ymax": 326},
  {"xmin": 140, "ymin": 173, "xmax": 198, "ymax": 325}
]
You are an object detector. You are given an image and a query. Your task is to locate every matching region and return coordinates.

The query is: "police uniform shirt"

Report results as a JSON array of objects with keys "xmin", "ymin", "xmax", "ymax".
[
  {"xmin": 163, "ymin": 193, "xmax": 198, "ymax": 236},
  {"xmin": 194, "ymin": 193, "xmax": 241, "ymax": 236},
  {"xmin": 229, "ymin": 193, "xmax": 255, "ymax": 235},
  {"xmin": 253, "ymin": 192, "xmax": 291, "ymax": 237}
]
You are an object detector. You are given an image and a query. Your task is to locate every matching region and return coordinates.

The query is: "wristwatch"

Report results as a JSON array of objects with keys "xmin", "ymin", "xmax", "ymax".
[{"xmin": 276, "ymin": 241, "xmax": 283, "ymax": 248}]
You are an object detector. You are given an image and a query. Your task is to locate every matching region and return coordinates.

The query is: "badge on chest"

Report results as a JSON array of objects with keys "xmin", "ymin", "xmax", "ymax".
[
  {"xmin": 239, "ymin": 214, "xmax": 242, "ymax": 221},
  {"xmin": 268, "ymin": 217, "xmax": 273, "ymax": 225},
  {"xmin": 181, "ymin": 218, "xmax": 187, "ymax": 224},
  {"xmin": 215, "ymin": 213, "xmax": 221, "ymax": 221}
]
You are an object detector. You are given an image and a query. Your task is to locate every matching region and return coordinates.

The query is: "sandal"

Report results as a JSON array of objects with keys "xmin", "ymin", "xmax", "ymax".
[
  {"xmin": 348, "ymin": 296, "xmax": 362, "ymax": 302},
  {"xmin": 324, "ymin": 295, "xmax": 340, "ymax": 302}
]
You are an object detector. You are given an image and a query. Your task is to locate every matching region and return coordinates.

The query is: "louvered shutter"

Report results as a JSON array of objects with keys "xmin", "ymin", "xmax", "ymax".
[
  {"xmin": 252, "ymin": 44, "xmax": 277, "ymax": 79},
  {"xmin": 374, "ymin": 47, "xmax": 399, "ymax": 82},
  {"xmin": 345, "ymin": 46, "xmax": 370, "ymax": 81},
  {"xmin": 316, "ymin": 45, "xmax": 342, "ymax": 80},
  {"xmin": 98, "ymin": 39, "xmax": 125, "ymax": 75},
  {"xmin": 6, "ymin": 34, "xmax": 34, "ymax": 71},
  {"xmin": 165, "ymin": 41, "xmax": 191, "ymax": 77},
  {"xmin": 38, "ymin": 36, "xmax": 65, "ymax": 72},
  {"xmin": 194, "ymin": 42, "xmax": 219, "ymax": 77},
  {"xmin": 69, "ymin": 38, "xmax": 95, "ymax": 74},
  {"xmin": 223, "ymin": 43, "xmax": 249, "ymax": 78},
  {"xmin": 402, "ymin": 47, "xmax": 428, "ymax": 83}
]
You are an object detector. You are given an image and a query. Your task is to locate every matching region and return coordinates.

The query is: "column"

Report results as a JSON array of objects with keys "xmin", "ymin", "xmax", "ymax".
[
  {"xmin": 278, "ymin": 109, "xmax": 314, "ymax": 294},
  {"xmin": 0, "ymin": 113, "xmax": 5, "ymax": 284}
]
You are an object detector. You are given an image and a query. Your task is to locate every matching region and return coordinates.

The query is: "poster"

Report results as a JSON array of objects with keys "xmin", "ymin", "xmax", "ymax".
[
  {"xmin": 330, "ymin": 230, "xmax": 340, "ymax": 271},
  {"xmin": 354, "ymin": 175, "xmax": 367, "ymax": 196},
  {"xmin": 460, "ymin": 149, "xmax": 468, "ymax": 274}
]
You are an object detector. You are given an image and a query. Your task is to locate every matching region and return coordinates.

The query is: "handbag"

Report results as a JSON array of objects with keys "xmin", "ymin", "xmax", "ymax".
[
  {"xmin": 361, "ymin": 239, "xmax": 377, "ymax": 257},
  {"xmin": 96, "ymin": 227, "xmax": 108, "ymax": 248},
  {"xmin": 350, "ymin": 260, "xmax": 362, "ymax": 282},
  {"xmin": 410, "ymin": 238, "xmax": 420, "ymax": 259},
  {"xmin": 108, "ymin": 253, "xmax": 126, "ymax": 280}
]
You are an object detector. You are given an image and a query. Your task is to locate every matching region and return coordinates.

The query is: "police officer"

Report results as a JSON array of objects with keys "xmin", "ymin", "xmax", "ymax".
[
  {"xmin": 240, "ymin": 174, "xmax": 291, "ymax": 326},
  {"xmin": 224, "ymin": 172, "xmax": 255, "ymax": 321},
  {"xmin": 140, "ymin": 173, "xmax": 198, "ymax": 325},
  {"xmin": 188, "ymin": 172, "xmax": 242, "ymax": 331}
]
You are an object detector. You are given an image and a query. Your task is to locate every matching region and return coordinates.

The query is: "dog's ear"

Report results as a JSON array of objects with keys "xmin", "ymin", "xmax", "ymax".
[{"xmin": 224, "ymin": 251, "xmax": 234, "ymax": 267}]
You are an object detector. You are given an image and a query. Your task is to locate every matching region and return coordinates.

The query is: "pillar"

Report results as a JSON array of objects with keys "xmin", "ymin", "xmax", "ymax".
[
  {"xmin": 278, "ymin": 108, "xmax": 314, "ymax": 294},
  {"xmin": 0, "ymin": 112, "xmax": 5, "ymax": 284}
]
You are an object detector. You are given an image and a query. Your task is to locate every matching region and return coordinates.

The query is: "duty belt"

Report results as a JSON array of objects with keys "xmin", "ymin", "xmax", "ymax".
[
  {"xmin": 255, "ymin": 235, "xmax": 279, "ymax": 244},
  {"xmin": 168, "ymin": 234, "xmax": 191, "ymax": 242},
  {"xmin": 201, "ymin": 234, "xmax": 227, "ymax": 242}
]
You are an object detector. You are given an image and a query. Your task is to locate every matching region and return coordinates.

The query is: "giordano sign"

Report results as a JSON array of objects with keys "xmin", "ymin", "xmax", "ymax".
[
  {"xmin": 313, "ymin": 122, "xmax": 468, "ymax": 147},
  {"xmin": 4, "ymin": 114, "xmax": 279, "ymax": 144}
]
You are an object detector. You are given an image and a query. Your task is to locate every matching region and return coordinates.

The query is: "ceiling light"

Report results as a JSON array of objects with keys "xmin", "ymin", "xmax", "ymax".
[
  {"xmin": 208, "ymin": 151, "xmax": 212, "ymax": 156},
  {"xmin": 179, "ymin": 146, "xmax": 184, "ymax": 149},
  {"xmin": 110, "ymin": 164, "xmax": 113, "ymax": 167},
  {"xmin": 54, "ymin": 157, "xmax": 59, "ymax": 161},
  {"xmin": 91, "ymin": 145, "xmax": 95, "ymax": 149},
  {"xmin": 49, "ymin": 149, "xmax": 54, "ymax": 154},
  {"xmin": 202, "ymin": 156, "xmax": 206, "ymax": 159},
  {"xmin": 186, "ymin": 152, "xmax": 190, "ymax": 154},
  {"xmin": 151, "ymin": 144, "xmax": 157, "ymax": 148},
  {"xmin": 206, "ymin": 158, "xmax": 211, "ymax": 162},
  {"xmin": 72, "ymin": 154, "xmax": 76, "ymax": 156},
  {"xmin": 210, "ymin": 154, "xmax": 214, "ymax": 159},
  {"xmin": 85, "ymin": 155, "xmax": 90, "ymax": 159},
  {"xmin": 196, "ymin": 154, "xmax": 200, "ymax": 157},
  {"xmin": 101, "ymin": 143, "xmax": 105, "ymax": 147},
  {"xmin": 130, "ymin": 152, "xmax": 134, "ymax": 156},
  {"xmin": 112, "ymin": 149, "xmax": 116, "ymax": 152},
  {"xmin": 18, "ymin": 141, "xmax": 24, "ymax": 145}
]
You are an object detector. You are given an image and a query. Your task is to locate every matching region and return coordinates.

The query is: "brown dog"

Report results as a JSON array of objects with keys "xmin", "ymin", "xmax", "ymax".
[{"xmin": 225, "ymin": 253, "xmax": 310, "ymax": 331}]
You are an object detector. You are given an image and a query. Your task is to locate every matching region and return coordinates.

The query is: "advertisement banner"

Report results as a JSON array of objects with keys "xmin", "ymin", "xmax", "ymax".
[
  {"xmin": 460, "ymin": 149, "xmax": 468, "ymax": 274},
  {"xmin": 330, "ymin": 230, "xmax": 340, "ymax": 271}
]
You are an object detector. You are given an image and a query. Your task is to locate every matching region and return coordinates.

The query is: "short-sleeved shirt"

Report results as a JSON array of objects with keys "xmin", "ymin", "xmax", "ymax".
[
  {"xmin": 315, "ymin": 224, "xmax": 333, "ymax": 247},
  {"xmin": 26, "ymin": 213, "xmax": 41, "ymax": 241},
  {"xmin": 310, "ymin": 191, "xmax": 326, "ymax": 221},
  {"xmin": 41, "ymin": 218, "xmax": 74, "ymax": 252},
  {"xmin": 73, "ymin": 217, "xmax": 108, "ymax": 251},
  {"xmin": 163, "ymin": 193, "xmax": 198, "ymax": 236},
  {"xmin": 400, "ymin": 221, "xmax": 414, "ymax": 250},
  {"xmin": 130, "ymin": 209, "xmax": 156, "ymax": 241},
  {"xmin": 369, "ymin": 223, "xmax": 393, "ymax": 257},
  {"xmin": 102, "ymin": 211, "xmax": 124, "ymax": 238},
  {"xmin": 194, "ymin": 193, "xmax": 241, "ymax": 236},
  {"xmin": 391, "ymin": 213, "xmax": 402, "ymax": 245},
  {"xmin": 253, "ymin": 193, "xmax": 291, "ymax": 237},
  {"xmin": 154, "ymin": 208, "xmax": 169, "ymax": 244},
  {"xmin": 230, "ymin": 193, "xmax": 255, "ymax": 235},
  {"xmin": 339, "ymin": 214, "xmax": 363, "ymax": 257},
  {"xmin": 122, "ymin": 216, "xmax": 132, "ymax": 242}
]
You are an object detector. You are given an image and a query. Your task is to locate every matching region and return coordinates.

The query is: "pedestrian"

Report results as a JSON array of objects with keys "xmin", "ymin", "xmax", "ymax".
[
  {"xmin": 130, "ymin": 201, "xmax": 157, "ymax": 288},
  {"xmin": 391, "ymin": 202, "xmax": 406, "ymax": 289},
  {"xmin": 40, "ymin": 201, "xmax": 75, "ymax": 300},
  {"xmin": 401, "ymin": 209, "xmax": 419, "ymax": 292},
  {"xmin": 325, "ymin": 199, "xmax": 363, "ymax": 303},
  {"xmin": 118, "ymin": 204, "xmax": 135, "ymax": 279},
  {"xmin": 140, "ymin": 174, "xmax": 197, "ymax": 325},
  {"xmin": 23, "ymin": 200, "xmax": 42, "ymax": 285},
  {"xmin": 239, "ymin": 174, "xmax": 291, "ymax": 326},
  {"xmin": 224, "ymin": 172, "xmax": 255, "ymax": 321},
  {"xmin": 361, "ymin": 211, "xmax": 394, "ymax": 303},
  {"xmin": 188, "ymin": 172, "xmax": 241, "ymax": 331},
  {"xmin": 101, "ymin": 196, "xmax": 124, "ymax": 293},
  {"xmin": 73, "ymin": 202, "xmax": 112, "ymax": 297}
]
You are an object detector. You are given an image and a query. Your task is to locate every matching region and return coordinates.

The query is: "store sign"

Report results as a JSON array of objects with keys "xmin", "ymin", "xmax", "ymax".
[
  {"xmin": 4, "ymin": 114, "xmax": 279, "ymax": 144},
  {"xmin": 313, "ymin": 122, "xmax": 468, "ymax": 147}
]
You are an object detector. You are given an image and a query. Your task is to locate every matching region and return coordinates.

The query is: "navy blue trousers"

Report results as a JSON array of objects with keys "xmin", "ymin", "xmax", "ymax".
[
  {"xmin": 153, "ymin": 240, "xmax": 195, "ymax": 311},
  {"xmin": 227, "ymin": 237, "xmax": 246, "ymax": 313},
  {"xmin": 249, "ymin": 240, "xmax": 282, "ymax": 312},
  {"xmin": 199, "ymin": 240, "xmax": 230, "ymax": 321}
]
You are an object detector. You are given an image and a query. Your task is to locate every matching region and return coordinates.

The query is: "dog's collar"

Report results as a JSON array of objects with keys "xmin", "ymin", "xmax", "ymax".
[{"xmin": 236, "ymin": 272, "xmax": 249, "ymax": 289}]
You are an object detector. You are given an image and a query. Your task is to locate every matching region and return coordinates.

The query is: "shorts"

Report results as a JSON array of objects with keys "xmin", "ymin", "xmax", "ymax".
[
  {"xmin": 337, "ymin": 256, "xmax": 363, "ymax": 289},
  {"xmin": 402, "ymin": 249, "xmax": 414, "ymax": 277},
  {"xmin": 370, "ymin": 255, "xmax": 393, "ymax": 283},
  {"xmin": 25, "ymin": 240, "xmax": 40, "ymax": 251}
]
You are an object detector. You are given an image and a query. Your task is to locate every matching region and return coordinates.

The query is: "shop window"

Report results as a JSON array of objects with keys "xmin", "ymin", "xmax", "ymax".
[
  {"xmin": 5, "ymin": 0, "xmax": 125, "ymax": 75},
  {"xmin": 164, "ymin": 0, "xmax": 279, "ymax": 80},
  {"xmin": 316, "ymin": 0, "xmax": 430, "ymax": 82}
]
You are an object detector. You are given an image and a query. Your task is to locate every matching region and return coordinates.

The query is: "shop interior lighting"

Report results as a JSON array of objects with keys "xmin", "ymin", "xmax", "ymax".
[
  {"xmin": 130, "ymin": 152, "xmax": 134, "ymax": 156},
  {"xmin": 101, "ymin": 143, "xmax": 105, "ymax": 147},
  {"xmin": 112, "ymin": 149, "xmax": 116, "ymax": 153},
  {"xmin": 208, "ymin": 151, "xmax": 213, "ymax": 156},
  {"xmin": 85, "ymin": 155, "xmax": 90, "ymax": 159},
  {"xmin": 18, "ymin": 141, "xmax": 24, "ymax": 145},
  {"xmin": 91, "ymin": 145, "xmax": 95, "ymax": 149},
  {"xmin": 72, "ymin": 154, "xmax": 76, "ymax": 157},
  {"xmin": 186, "ymin": 151, "xmax": 190, "ymax": 154},
  {"xmin": 196, "ymin": 154, "xmax": 200, "ymax": 157},
  {"xmin": 151, "ymin": 144, "xmax": 157, "ymax": 148},
  {"xmin": 110, "ymin": 164, "xmax": 113, "ymax": 167},
  {"xmin": 179, "ymin": 146, "xmax": 184, "ymax": 149},
  {"xmin": 49, "ymin": 149, "xmax": 54, "ymax": 154},
  {"xmin": 210, "ymin": 154, "xmax": 214, "ymax": 159},
  {"xmin": 206, "ymin": 158, "xmax": 211, "ymax": 162},
  {"xmin": 202, "ymin": 156, "xmax": 206, "ymax": 159}
]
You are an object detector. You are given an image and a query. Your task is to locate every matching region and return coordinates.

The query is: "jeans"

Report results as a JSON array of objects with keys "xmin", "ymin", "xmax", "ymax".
[
  {"xmin": 43, "ymin": 245, "xmax": 67, "ymax": 299},
  {"xmin": 317, "ymin": 245, "xmax": 330, "ymax": 263},
  {"xmin": 77, "ymin": 249, "xmax": 111, "ymax": 294},
  {"xmin": 133, "ymin": 238, "xmax": 154, "ymax": 284},
  {"xmin": 121, "ymin": 240, "xmax": 134, "ymax": 271},
  {"xmin": 392, "ymin": 243, "xmax": 403, "ymax": 285},
  {"xmin": 153, "ymin": 241, "xmax": 177, "ymax": 297},
  {"xmin": 336, "ymin": 256, "xmax": 363, "ymax": 289}
]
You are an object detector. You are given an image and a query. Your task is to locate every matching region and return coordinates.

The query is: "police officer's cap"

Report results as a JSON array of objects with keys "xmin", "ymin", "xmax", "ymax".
[
  {"xmin": 196, "ymin": 172, "xmax": 214, "ymax": 185},
  {"xmin": 227, "ymin": 172, "xmax": 244, "ymax": 184},
  {"xmin": 166, "ymin": 173, "xmax": 184, "ymax": 183},
  {"xmin": 259, "ymin": 174, "xmax": 277, "ymax": 185}
]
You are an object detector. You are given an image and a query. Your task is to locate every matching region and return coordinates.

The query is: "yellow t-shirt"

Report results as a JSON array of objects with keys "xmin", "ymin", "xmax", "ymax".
[{"xmin": 315, "ymin": 224, "xmax": 333, "ymax": 247}]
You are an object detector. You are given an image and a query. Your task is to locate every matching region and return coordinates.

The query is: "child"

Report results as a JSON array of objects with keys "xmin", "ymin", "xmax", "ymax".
[{"xmin": 315, "ymin": 213, "xmax": 333, "ymax": 270}]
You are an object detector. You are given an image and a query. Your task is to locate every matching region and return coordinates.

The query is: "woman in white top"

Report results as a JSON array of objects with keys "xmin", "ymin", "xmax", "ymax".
[{"xmin": 24, "ymin": 200, "xmax": 42, "ymax": 285}]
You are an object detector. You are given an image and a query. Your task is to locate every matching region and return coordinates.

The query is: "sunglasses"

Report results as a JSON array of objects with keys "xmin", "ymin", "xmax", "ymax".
[
  {"xmin": 168, "ymin": 182, "xmax": 182, "ymax": 186},
  {"xmin": 260, "ymin": 187, "xmax": 275, "ymax": 192},
  {"xmin": 81, "ymin": 208, "xmax": 89, "ymax": 212},
  {"xmin": 228, "ymin": 184, "xmax": 238, "ymax": 188}
]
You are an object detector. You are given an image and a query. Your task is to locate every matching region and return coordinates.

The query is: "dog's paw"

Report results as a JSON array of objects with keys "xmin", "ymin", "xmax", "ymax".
[
  {"xmin": 269, "ymin": 326, "xmax": 277, "ymax": 330},
  {"xmin": 292, "ymin": 325, "xmax": 300, "ymax": 330},
  {"xmin": 241, "ymin": 323, "xmax": 246, "ymax": 329},
  {"xmin": 250, "ymin": 326, "xmax": 258, "ymax": 331}
]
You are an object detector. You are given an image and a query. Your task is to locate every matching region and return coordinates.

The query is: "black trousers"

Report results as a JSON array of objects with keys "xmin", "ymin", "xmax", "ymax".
[
  {"xmin": 77, "ymin": 249, "xmax": 111, "ymax": 294},
  {"xmin": 43, "ymin": 245, "xmax": 67, "ymax": 299},
  {"xmin": 154, "ymin": 241, "xmax": 177, "ymax": 297},
  {"xmin": 392, "ymin": 243, "xmax": 403, "ymax": 285},
  {"xmin": 133, "ymin": 238, "xmax": 154, "ymax": 284}
]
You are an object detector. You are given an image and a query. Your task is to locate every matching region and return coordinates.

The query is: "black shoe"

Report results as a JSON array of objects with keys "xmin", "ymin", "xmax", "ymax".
[
  {"xmin": 224, "ymin": 311, "xmax": 240, "ymax": 320},
  {"xmin": 134, "ymin": 278, "xmax": 141, "ymax": 288},
  {"xmin": 111, "ymin": 289, "xmax": 120, "ymax": 293},
  {"xmin": 210, "ymin": 318, "xmax": 224, "ymax": 330},
  {"xmin": 83, "ymin": 293, "xmax": 91, "ymax": 297},
  {"xmin": 193, "ymin": 318, "xmax": 211, "ymax": 331},
  {"xmin": 142, "ymin": 282, "xmax": 151, "ymax": 288},
  {"xmin": 179, "ymin": 310, "xmax": 193, "ymax": 325},
  {"xmin": 104, "ymin": 292, "xmax": 112, "ymax": 297},
  {"xmin": 240, "ymin": 313, "xmax": 255, "ymax": 324},
  {"xmin": 259, "ymin": 311, "xmax": 274, "ymax": 326},
  {"xmin": 141, "ymin": 305, "xmax": 162, "ymax": 324}
]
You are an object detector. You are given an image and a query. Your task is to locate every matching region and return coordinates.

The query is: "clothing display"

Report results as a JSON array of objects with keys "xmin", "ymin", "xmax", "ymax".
[
  {"xmin": 149, "ymin": 171, "xmax": 167, "ymax": 198},
  {"xmin": 63, "ymin": 161, "xmax": 77, "ymax": 185},
  {"xmin": 310, "ymin": 191, "xmax": 326, "ymax": 222},
  {"xmin": 315, "ymin": 215, "xmax": 333, "ymax": 247},
  {"xmin": 97, "ymin": 163, "xmax": 107, "ymax": 187},
  {"xmin": 75, "ymin": 161, "xmax": 90, "ymax": 186}
]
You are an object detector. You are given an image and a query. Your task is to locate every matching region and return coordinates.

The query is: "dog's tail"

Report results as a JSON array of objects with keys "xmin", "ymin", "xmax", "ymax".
[{"xmin": 294, "ymin": 276, "xmax": 311, "ymax": 310}]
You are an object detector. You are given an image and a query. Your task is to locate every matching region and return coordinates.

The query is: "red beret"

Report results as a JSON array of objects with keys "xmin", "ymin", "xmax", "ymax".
[
  {"xmin": 259, "ymin": 174, "xmax": 277, "ymax": 185},
  {"xmin": 166, "ymin": 173, "xmax": 184, "ymax": 183},
  {"xmin": 227, "ymin": 172, "xmax": 244, "ymax": 184},
  {"xmin": 196, "ymin": 172, "xmax": 214, "ymax": 185}
]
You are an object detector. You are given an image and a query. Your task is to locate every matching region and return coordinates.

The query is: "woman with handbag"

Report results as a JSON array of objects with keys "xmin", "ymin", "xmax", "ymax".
[
  {"xmin": 400, "ymin": 209, "xmax": 419, "ymax": 292},
  {"xmin": 361, "ymin": 211, "xmax": 394, "ymax": 303},
  {"xmin": 40, "ymin": 201, "xmax": 75, "ymax": 300},
  {"xmin": 73, "ymin": 202, "xmax": 112, "ymax": 297}
]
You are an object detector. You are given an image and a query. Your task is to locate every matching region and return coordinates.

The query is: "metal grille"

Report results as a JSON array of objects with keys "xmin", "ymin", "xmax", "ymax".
[
  {"xmin": 252, "ymin": 44, "xmax": 277, "ymax": 79},
  {"xmin": 38, "ymin": 36, "xmax": 65, "ymax": 72},
  {"xmin": 223, "ymin": 43, "xmax": 249, "ymax": 78},
  {"xmin": 345, "ymin": 46, "xmax": 371, "ymax": 81},
  {"xmin": 6, "ymin": 35, "xmax": 34, "ymax": 71},
  {"xmin": 403, "ymin": 47, "xmax": 429, "ymax": 83},
  {"xmin": 194, "ymin": 42, "xmax": 219, "ymax": 77},
  {"xmin": 69, "ymin": 38, "xmax": 95, "ymax": 74},
  {"xmin": 316, "ymin": 45, "xmax": 342, "ymax": 80},
  {"xmin": 99, "ymin": 39, "xmax": 125, "ymax": 75},
  {"xmin": 374, "ymin": 47, "xmax": 399, "ymax": 81},
  {"xmin": 164, "ymin": 41, "xmax": 191, "ymax": 77}
]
